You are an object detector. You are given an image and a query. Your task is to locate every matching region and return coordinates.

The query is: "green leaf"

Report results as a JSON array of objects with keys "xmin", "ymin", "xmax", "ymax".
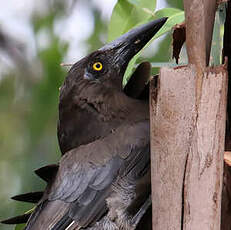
[
  {"xmin": 152, "ymin": 11, "xmax": 185, "ymax": 39},
  {"xmin": 123, "ymin": 12, "xmax": 184, "ymax": 84},
  {"xmin": 166, "ymin": 0, "xmax": 184, "ymax": 10},
  {"xmin": 153, "ymin": 8, "xmax": 182, "ymax": 19},
  {"xmin": 108, "ymin": 0, "xmax": 156, "ymax": 42},
  {"xmin": 210, "ymin": 3, "xmax": 226, "ymax": 66},
  {"xmin": 127, "ymin": 0, "xmax": 140, "ymax": 5},
  {"xmin": 127, "ymin": 0, "xmax": 156, "ymax": 9},
  {"xmin": 151, "ymin": 61, "xmax": 187, "ymax": 68},
  {"xmin": 109, "ymin": 1, "xmax": 185, "ymax": 85},
  {"xmin": 218, "ymin": 2, "xmax": 227, "ymax": 24},
  {"xmin": 123, "ymin": 53, "xmax": 140, "ymax": 86},
  {"xmin": 15, "ymin": 224, "xmax": 26, "ymax": 230}
]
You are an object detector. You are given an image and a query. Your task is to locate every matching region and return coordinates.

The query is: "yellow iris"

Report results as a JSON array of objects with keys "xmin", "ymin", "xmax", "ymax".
[{"xmin": 93, "ymin": 62, "xmax": 103, "ymax": 71}]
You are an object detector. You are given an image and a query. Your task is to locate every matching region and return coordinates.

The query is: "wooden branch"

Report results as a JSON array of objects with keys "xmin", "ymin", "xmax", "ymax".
[
  {"xmin": 150, "ymin": 1, "xmax": 227, "ymax": 229},
  {"xmin": 150, "ymin": 65, "xmax": 227, "ymax": 230},
  {"xmin": 183, "ymin": 0, "xmax": 217, "ymax": 107},
  {"xmin": 183, "ymin": 0, "xmax": 206, "ymax": 69},
  {"xmin": 183, "ymin": 0, "xmax": 216, "ymax": 67}
]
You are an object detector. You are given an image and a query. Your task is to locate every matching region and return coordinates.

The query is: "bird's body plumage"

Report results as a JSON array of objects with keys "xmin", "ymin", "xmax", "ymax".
[
  {"xmin": 58, "ymin": 51, "xmax": 149, "ymax": 154},
  {"xmin": 27, "ymin": 121, "xmax": 150, "ymax": 230},
  {"xmin": 1, "ymin": 18, "xmax": 168, "ymax": 230},
  {"xmin": 27, "ymin": 65, "xmax": 150, "ymax": 229}
]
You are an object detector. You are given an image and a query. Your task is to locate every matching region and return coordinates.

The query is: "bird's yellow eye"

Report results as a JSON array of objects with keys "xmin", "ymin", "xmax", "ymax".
[{"xmin": 93, "ymin": 62, "xmax": 103, "ymax": 71}]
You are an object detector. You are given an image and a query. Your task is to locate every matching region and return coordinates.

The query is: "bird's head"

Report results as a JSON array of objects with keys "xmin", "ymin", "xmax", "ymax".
[{"xmin": 60, "ymin": 17, "xmax": 167, "ymax": 101}]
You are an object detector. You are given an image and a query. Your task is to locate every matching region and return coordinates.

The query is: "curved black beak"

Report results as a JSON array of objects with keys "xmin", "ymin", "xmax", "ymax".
[{"xmin": 99, "ymin": 17, "xmax": 168, "ymax": 72}]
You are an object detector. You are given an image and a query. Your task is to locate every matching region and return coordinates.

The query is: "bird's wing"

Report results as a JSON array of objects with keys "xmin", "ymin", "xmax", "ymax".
[
  {"xmin": 124, "ymin": 62, "xmax": 151, "ymax": 100},
  {"xmin": 25, "ymin": 121, "xmax": 149, "ymax": 230}
]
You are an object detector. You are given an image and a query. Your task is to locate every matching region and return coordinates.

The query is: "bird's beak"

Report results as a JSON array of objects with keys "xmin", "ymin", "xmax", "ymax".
[{"xmin": 99, "ymin": 17, "xmax": 168, "ymax": 73}]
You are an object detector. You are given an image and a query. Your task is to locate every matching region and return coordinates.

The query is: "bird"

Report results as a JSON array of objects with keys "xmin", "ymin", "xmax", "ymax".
[
  {"xmin": 1, "ymin": 17, "xmax": 167, "ymax": 230},
  {"xmin": 0, "ymin": 61, "xmax": 153, "ymax": 228},
  {"xmin": 56, "ymin": 19, "xmax": 164, "ymax": 155}
]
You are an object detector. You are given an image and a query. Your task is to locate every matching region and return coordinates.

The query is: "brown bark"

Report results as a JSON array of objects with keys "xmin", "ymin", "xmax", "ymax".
[
  {"xmin": 221, "ymin": 2, "xmax": 231, "ymax": 229},
  {"xmin": 150, "ymin": 66, "xmax": 196, "ymax": 229},
  {"xmin": 150, "ymin": 1, "xmax": 228, "ymax": 229},
  {"xmin": 183, "ymin": 66, "xmax": 227, "ymax": 230},
  {"xmin": 150, "ymin": 65, "xmax": 227, "ymax": 230},
  {"xmin": 183, "ymin": 0, "xmax": 217, "ymax": 106},
  {"xmin": 183, "ymin": 0, "xmax": 216, "ymax": 67}
]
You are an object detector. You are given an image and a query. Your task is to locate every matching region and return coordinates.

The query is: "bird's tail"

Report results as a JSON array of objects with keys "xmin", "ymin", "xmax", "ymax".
[{"xmin": 1, "ymin": 164, "xmax": 58, "ymax": 227}]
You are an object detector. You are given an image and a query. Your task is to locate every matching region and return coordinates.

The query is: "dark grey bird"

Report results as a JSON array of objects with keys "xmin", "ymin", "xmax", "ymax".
[
  {"xmin": 0, "ymin": 61, "xmax": 153, "ymax": 230},
  {"xmin": 1, "ymin": 18, "xmax": 167, "ymax": 230},
  {"xmin": 56, "ymin": 18, "xmax": 165, "ymax": 155}
]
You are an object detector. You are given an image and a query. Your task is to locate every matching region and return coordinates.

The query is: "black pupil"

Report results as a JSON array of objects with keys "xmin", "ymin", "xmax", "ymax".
[{"xmin": 96, "ymin": 63, "xmax": 101, "ymax": 68}]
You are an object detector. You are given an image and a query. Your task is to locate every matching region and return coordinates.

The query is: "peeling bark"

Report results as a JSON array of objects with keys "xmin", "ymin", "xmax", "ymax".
[
  {"xmin": 150, "ymin": 66, "xmax": 196, "ymax": 230},
  {"xmin": 150, "ymin": 1, "xmax": 228, "ymax": 229},
  {"xmin": 172, "ymin": 23, "xmax": 186, "ymax": 64},
  {"xmin": 150, "ymin": 65, "xmax": 227, "ymax": 230},
  {"xmin": 183, "ymin": 66, "xmax": 227, "ymax": 230}
]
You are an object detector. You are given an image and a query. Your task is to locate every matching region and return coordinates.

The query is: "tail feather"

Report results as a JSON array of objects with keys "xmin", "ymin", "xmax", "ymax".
[
  {"xmin": 11, "ymin": 191, "xmax": 43, "ymax": 203},
  {"xmin": 1, "ymin": 213, "xmax": 31, "ymax": 225},
  {"xmin": 34, "ymin": 164, "xmax": 58, "ymax": 182},
  {"xmin": 51, "ymin": 213, "xmax": 73, "ymax": 230},
  {"xmin": 25, "ymin": 201, "xmax": 48, "ymax": 230},
  {"xmin": 25, "ymin": 200, "xmax": 69, "ymax": 230}
]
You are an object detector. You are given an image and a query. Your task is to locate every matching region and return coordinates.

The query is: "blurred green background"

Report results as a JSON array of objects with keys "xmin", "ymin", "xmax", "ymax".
[{"xmin": 0, "ymin": 0, "xmax": 183, "ymax": 229}]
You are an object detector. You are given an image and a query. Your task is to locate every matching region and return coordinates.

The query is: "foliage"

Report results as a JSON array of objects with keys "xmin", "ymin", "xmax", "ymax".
[
  {"xmin": 14, "ymin": 224, "xmax": 25, "ymax": 230},
  {"xmin": 210, "ymin": 2, "xmax": 226, "ymax": 66},
  {"xmin": 108, "ymin": 0, "xmax": 184, "ymax": 84}
]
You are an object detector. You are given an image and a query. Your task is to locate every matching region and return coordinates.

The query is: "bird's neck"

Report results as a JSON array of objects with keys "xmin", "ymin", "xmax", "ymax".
[
  {"xmin": 58, "ymin": 80, "xmax": 148, "ymax": 154},
  {"xmin": 60, "ymin": 80, "xmax": 133, "ymax": 120},
  {"xmin": 77, "ymin": 86, "xmax": 131, "ymax": 120}
]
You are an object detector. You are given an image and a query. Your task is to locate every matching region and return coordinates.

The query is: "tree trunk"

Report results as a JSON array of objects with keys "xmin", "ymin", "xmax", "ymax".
[
  {"xmin": 150, "ymin": 0, "xmax": 228, "ymax": 229},
  {"xmin": 150, "ymin": 66, "xmax": 227, "ymax": 230},
  {"xmin": 221, "ymin": 2, "xmax": 231, "ymax": 229}
]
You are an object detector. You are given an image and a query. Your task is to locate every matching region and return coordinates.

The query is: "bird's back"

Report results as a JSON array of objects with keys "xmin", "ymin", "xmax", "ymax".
[{"xmin": 25, "ymin": 120, "xmax": 150, "ymax": 230}]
